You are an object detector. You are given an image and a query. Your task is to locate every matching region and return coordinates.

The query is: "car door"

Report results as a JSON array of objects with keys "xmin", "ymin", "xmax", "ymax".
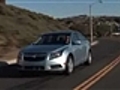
[
  {"xmin": 77, "ymin": 32, "xmax": 89, "ymax": 62},
  {"xmin": 71, "ymin": 33, "xmax": 83, "ymax": 66}
]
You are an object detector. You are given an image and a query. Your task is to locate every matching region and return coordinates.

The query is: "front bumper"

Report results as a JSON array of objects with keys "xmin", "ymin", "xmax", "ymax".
[{"xmin": 18, "ymin": 56, "xmax": 67, "ymax": 71}]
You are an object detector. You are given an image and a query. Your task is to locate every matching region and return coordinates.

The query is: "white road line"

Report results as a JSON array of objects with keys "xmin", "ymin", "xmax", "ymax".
[
  {"xmin": 91, "ymin": 41, "xmax": 99, "ymax": 46},
  {"xmin": 7, "ymin": 59, "xmax": 16, "ymax": 64}
]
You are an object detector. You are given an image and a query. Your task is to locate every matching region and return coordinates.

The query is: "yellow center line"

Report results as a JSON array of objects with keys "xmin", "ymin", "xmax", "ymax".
[
  {"xmin": 74, "ymin": 55, "xmax": 120, "ymax": 90},
  {"xmin": 82, "ymin": 59, "xmax": 120, "ymax": 90}
]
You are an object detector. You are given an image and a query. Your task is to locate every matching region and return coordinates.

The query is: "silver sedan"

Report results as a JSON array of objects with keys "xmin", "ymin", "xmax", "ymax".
[{"xmin": 17, "ymin": 30, "xmax": 92, "ymax": 75}]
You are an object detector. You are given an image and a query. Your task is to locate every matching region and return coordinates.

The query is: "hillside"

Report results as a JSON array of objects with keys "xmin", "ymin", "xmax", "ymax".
[{"xmin": 0, "ymin": 4, "xmax": 68, "ymax": 59}]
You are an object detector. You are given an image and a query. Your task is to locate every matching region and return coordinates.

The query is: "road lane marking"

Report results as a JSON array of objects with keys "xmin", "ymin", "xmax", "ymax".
[
  {"xmin": 7, "ymin": 59, "xmax": 16, "ymax": 64},
  {"xmin": 91, "ymin": 41, "xmax": 99, "ymax": 46},
  {"xmin": 74, "ymin": 55, "xmax": 120, "ymax": 90},
  {"xmin": 82, "ymin": 59, "xmax": 120, "ymax": 90},
  {"xmin": 74, "ymin": 56, "xmax": 120, "ymax": 90}
]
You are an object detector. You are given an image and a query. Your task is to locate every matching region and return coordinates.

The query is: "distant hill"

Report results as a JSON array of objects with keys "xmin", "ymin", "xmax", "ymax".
[
  {"xmin": 0, "ymin": 4, "xmax": 68, "ymax": 59},
  {"xmin": 58, "ymin": 15, "xmax": 120, "ymax": 37}
]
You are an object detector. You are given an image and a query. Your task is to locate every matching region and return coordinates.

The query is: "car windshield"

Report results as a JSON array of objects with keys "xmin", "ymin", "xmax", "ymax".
[{"xmin": 34, "ymin": 33, "xmax": 71, "ymax": 45}]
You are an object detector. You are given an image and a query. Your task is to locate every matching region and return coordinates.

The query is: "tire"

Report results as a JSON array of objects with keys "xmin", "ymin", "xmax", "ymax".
[
  {"xmin": 64, "ymin": 56, "xmax": 74, "ymax": 75},
  {"xmin": 84, "ymin": 52, "xmax": 92, "ymax": 65}
]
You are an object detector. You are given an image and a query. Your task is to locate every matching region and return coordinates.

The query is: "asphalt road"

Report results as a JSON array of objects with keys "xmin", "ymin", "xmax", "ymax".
[
  {"xmin": 0, "ymin": 37, "xmax": 120, "ymax": 90},
  {"xmin": 89, "ymin": 62, "xmax": 120, "ymax": 90}
]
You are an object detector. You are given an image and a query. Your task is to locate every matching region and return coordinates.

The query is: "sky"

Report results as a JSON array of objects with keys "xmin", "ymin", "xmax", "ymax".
[{"xmin": 7, "ymin": 0, "xmax": 120, "ymax": 18}]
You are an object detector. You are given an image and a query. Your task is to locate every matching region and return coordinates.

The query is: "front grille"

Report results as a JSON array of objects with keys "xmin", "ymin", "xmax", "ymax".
[
  {"xmin": 23, "ymin": 53, "xmax": 46, "ymax": 61},
  {"xmin": 24, "ymin": 56, "xmax": 46, "ymax": 61},
  {"xmin": 24, "ymin": 66, "xmax": 44, "ymax": 70}
]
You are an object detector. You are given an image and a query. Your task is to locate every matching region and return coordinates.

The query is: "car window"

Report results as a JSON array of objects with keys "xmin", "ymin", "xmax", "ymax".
[
  {"xmin": 77, "ymin": 32, "xmax": 87, "ymax": 41},
  {"xmin": 34, "ymin": 33, "xmax": 71, "ymax": 45},
  {"xmin": 72, "ymin": 33, "xmax": 80, "ymax": 41}
]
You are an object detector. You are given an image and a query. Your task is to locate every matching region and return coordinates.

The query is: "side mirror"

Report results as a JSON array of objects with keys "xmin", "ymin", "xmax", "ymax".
[{"xmin": 73, "ymin": 40, "xmax": 81, "ymax": 45}]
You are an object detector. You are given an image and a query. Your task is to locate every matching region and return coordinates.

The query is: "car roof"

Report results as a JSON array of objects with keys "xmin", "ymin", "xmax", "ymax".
[{"xmin": 41, "ymin": 30, "xmax": 78, "ymax": 35}]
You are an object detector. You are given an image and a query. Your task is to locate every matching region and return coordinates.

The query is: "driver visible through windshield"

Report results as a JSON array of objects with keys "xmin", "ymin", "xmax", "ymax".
[{"xmin": 35, "ymin": 33, "xmax": 71, "ymax": 45}]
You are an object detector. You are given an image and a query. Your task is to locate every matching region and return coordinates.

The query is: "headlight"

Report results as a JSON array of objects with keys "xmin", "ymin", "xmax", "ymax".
[{"xmin": 49, "ymin": 50, "xmax": 63, "ymax": 60}]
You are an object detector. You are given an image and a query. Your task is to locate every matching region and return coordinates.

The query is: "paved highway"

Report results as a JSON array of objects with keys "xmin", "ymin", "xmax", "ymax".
[{"xmin": 0, "ymin": 37, "xmax": 120, "ymax": 90}]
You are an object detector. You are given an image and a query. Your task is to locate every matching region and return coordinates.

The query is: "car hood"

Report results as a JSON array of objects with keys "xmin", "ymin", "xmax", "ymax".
[{"xmin": 21, "ymin": 45, "xmax": 67, "ymax": 54}]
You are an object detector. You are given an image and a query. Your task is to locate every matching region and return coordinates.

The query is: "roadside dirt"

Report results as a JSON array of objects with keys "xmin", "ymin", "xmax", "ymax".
[{"xmin": 0, "ymin": 47, "xmax": 19, "ymax": 60}]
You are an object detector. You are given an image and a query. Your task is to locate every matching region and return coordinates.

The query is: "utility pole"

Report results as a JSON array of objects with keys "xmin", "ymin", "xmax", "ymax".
[
  {"xmin": 89, "ymin": 4, "xmax": 93, "ymax": 43},
  {"xmin": 89, "ymin": 0, "xmax": 102, "ymax": 43}
]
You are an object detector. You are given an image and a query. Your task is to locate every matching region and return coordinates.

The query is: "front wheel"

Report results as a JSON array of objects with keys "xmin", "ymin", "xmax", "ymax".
[{"xmin": 64, "ymin": 56, "xmax": 74, "ymax": 75}]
